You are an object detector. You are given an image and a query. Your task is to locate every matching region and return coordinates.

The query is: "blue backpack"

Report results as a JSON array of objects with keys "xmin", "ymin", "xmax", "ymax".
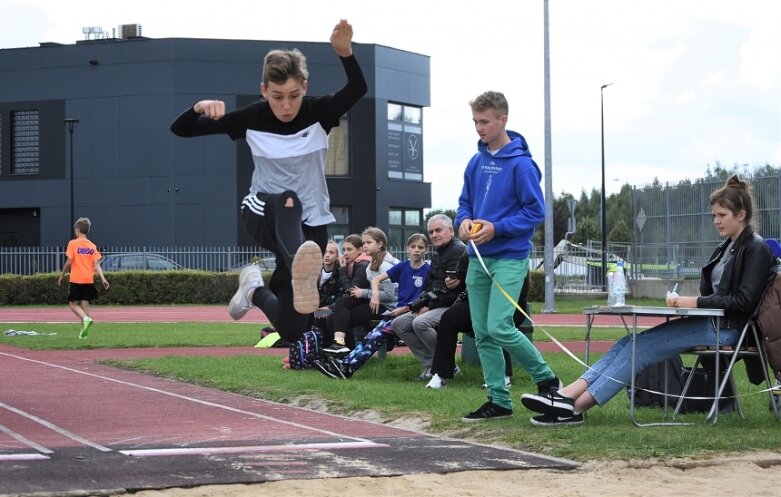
[{"xmin": 288, "ymin": 328, "xmax": 324, "ymax": 369}]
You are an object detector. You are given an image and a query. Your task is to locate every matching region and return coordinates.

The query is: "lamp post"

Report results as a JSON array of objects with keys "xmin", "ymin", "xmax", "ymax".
[
  {"xmin": 64, "ymin": 119, "xmax": 79, "ymax": 238},
  {"xmin": 600, "ymin": 83, "xmax": 613, "ymax": 291}
]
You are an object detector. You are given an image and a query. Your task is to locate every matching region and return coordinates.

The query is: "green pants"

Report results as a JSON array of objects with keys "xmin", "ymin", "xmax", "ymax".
[{"xmin": 466, "ymin": 256, "xmax": 554, "ymax": 410}]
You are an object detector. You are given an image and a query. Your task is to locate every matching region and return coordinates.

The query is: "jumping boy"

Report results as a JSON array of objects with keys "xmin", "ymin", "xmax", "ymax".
[
  {"xmin": 170, "ymin": 20, "xmax": 367, "ymax": 345},
  {"xmin": 57, "ymin": 217, "xmax": 110, "ymax": 338}
]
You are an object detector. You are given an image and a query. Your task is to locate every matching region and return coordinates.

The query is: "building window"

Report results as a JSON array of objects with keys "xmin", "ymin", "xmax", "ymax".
[
  {"xmin": 386, "ymin": 103, "xmax": 423, "ymax": 181},
  {"xmin": 11, "ymin": 110, "xmax": 39, "ymax": 175},
  {"xmin": 327, "ymin": 205, "xmax": 351, "ymax": 243},
  {"xmin": 388, "ymin": 207, "xmax": 423, "ymax": 251},
  {"xmin": 325, "ymin": 115, "xmax": 349, "ymax": 177}
]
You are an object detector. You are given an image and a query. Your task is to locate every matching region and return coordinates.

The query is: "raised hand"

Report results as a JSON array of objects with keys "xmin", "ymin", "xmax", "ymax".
[{"xmin": 330, "ymin": 19, "xmax": 353, "ymax": 57}]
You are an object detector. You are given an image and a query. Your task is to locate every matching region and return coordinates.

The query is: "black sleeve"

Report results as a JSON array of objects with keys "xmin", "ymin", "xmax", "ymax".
[
  {"xmin": 313, "ymin": 55, "xmax": 368, "ymax": 131},
  {"xmin": 170, "ymin": 106, "xmax": 246, "ymax": 140}
]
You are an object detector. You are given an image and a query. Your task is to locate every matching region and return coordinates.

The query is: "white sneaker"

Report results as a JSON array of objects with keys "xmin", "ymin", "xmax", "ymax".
[
  {"xmin": 291, "ymin": 241, "xmax": 323, "ymax": 314},
  {"xmin": 228, "ymin": 264, "xmax": 264, "ymax": 320},
  {"xmin": 426, "ymin": 374, "xmax": 446, "ymax": 389}
]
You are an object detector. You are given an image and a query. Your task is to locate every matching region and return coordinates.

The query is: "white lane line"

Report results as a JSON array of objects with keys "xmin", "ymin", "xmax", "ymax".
[
  {"xmin": 121, "ymin": 440, "xmax": 386, "ymax": 458},
  {"xmin": 0, "ymin": 352, "xmax": 379, "ymax": 444},
  {"xmin": 0, "ymin": 422, "xmax": 54, "ymax": 454},
  {"xmin": 0, "ymin": 402, "xmax": 111, "ymax": 452},
  {"xmin": 0, "ymin": 453, "xmax": 50, "ymax": 461}
]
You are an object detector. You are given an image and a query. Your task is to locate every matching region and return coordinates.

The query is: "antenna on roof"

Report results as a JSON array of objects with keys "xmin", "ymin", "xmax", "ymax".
[{"xmin": 81, "ymin": 26, "xmax": 104, "ymax": 41}]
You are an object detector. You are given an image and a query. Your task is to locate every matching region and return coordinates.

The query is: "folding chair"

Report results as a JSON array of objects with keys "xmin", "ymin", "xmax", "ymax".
[{"xmin": 674, "ymin": 316, "xmax": 780, "ymax": 422}]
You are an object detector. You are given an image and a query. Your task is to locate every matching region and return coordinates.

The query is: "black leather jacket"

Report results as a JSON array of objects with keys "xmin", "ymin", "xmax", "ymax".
[
  {"xmin": 698, "ymin": 226, "xmax": 775, "ymax": 329},
  {"xmin": 425, "ymin": 238, "xmax": 467, "ymax": 310}
]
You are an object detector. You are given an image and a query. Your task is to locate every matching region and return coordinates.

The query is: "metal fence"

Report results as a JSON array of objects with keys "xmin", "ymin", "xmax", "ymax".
[
  {"xmin": 0, "ymin": 246, "xmax": 275, "ymax": 275},
  {"xmin": 0, "ymin": 245, "xmax": 437, "ymax": 275}
]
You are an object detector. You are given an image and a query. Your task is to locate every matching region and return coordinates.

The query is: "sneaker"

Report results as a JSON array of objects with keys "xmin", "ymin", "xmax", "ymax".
[
  {"xmin": 520, "ymin": 377, "xmax": 575, "ymax": 418},
  {"xmin": 228, "ymin": 264, "xmax": 264, "ymax": 320},
  {"xmin": 426, "ymin": 374, "xmax": 446, "ymax": 389},
  {"xmin": 482, "ymin": 375, "xmax": 512, "ymax": 389},
  {"xmin": 79, "ymin": 317, "xmax": 93, "ymax": 339},
  {"xmin": 415, "ymin": 366, "xmax": 433, "ymax": 381},
  {"xmin": 291, "ymin": 241, "xmax": 323, "ymax": 314},
  {"xmin": 314, "ymin": 358, "xmax": 351, "ymax": 379},
  {"xmin": 323, "ymin": 340, "xmax": 350, "ymax": 356},
  {"xmin": 530, "ymin": 412, "xmax": 584, "ymax": 427},
  {"xmin": 461, "ymin": 401, "xmax": 513, "ymax": 423},
  {"xmin": 453, "ymin": 366, "xmax": 462, "ymax": 377}
]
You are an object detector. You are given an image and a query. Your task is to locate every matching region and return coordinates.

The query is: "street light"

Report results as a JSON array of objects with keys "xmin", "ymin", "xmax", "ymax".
[
  {"xmin": 64, "ymin": 119, "xmax": 79, "ymax": 239},
  {"xmin": 600, "ymin": 83, "xmax": 613, "ymax": 291}
]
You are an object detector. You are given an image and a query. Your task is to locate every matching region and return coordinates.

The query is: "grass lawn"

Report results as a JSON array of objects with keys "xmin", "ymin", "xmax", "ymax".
[{"xmin": 3, "ymin": 318, "xmax": 779, "ymax": 461}]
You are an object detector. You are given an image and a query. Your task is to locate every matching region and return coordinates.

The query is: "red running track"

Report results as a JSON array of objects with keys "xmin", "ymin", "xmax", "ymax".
[{"xmin": 0, "ymin": 304, "xmax": 668, "ymax": 327}]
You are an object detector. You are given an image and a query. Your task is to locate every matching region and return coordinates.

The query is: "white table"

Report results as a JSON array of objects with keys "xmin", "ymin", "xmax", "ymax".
[{"xmin": 583, "ymin": 305, "xmax": 724, "ymax": 427}]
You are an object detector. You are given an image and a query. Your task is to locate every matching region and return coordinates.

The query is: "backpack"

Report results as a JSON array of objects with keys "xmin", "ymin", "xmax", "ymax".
[
  {"xmin": 287, "ymin": 328, "xmax": 324, "ymax": 370},
  {"xmin": 629, "ymin": 355, "xmax": 735, "ymax": 413},
  {"xmin": 755, "ymin": 272, "xmax": 781, "ymax": 382}
]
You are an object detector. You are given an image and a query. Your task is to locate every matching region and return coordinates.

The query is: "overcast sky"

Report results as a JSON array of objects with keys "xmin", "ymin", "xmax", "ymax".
[{"xmin": 2, "ymin": 0, "xmax": 779, "ymax": 209}]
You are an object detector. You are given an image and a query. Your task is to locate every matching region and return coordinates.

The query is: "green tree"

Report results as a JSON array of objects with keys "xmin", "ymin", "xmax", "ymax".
[
  {"xmin": 571, "ymin": 216, "xmax": 599, "ymax": 245},
  {"xmin": 608, "ymin": 218, "xmax": 631, "ymax": 243}
]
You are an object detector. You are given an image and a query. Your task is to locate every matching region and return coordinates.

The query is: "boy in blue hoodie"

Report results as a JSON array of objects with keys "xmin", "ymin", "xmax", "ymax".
[{"xmin": 455, "ymin": 91, "xmax": 564, "ymax": 422}]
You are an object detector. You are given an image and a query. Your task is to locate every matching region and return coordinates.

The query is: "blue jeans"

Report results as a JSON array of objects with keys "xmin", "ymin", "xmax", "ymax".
[{"xmin": 581, "ymin": 316, "xmax": 740, "ymax": 406}]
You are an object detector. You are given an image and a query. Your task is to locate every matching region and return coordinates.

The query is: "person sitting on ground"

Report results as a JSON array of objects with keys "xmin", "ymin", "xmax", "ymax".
[
  {"xmin": 315, "ymin": 233, "xmax": 431, "ymax": 379},
  {"xmin": 323, "ymin": 227, "xmax": 398, "ymax": 355},
  {"xmin": 520, "ymin": 174, "xmax": 776, "ymax": 426},
  {"xmin": 391, "ymin": 214, "xmax": 467, "ymax": 381},
  {"xmin": 316, "ymin": 241, "xmax": 344, "ymax": 313}
]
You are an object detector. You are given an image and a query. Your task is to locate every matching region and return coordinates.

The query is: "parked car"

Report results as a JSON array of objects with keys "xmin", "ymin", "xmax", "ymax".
[{"xmin": 100, "ymin": 253, "xmax": 182, "ymax": 271}]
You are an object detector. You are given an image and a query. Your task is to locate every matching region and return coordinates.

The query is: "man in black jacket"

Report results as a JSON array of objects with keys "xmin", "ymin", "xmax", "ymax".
[{"xmin": 392, "ymin": 214, "xmax": 466, "ymax": 380}]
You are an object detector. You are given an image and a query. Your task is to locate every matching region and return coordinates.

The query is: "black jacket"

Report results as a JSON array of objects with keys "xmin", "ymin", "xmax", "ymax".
[
  {"xmin": 698, "ymin": 226, "xmax": 775, "ymax": 330},
  {"xmin": 425, "ymin": 238, "xmax": 467, "ymax": 310}
]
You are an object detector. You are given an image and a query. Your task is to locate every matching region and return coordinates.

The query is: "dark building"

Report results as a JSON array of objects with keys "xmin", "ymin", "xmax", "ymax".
[{"xmin": 0, "ymin": 29, "xmax": 431, "ymax": 249}]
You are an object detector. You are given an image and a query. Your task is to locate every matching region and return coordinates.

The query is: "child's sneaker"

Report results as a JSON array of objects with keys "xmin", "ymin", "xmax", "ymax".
[
  {"xmin": 461, "ymin": 401, "xmax": 513, "ymax": 423},
  {"xmin": 228, "ymin": 264, "xmax": 264, "ymax": 320},
  {"xmin": 79, "ymin": 317, "xmax": 93, "ymax": 339},
  {"xmin": 323, "ymin": 339, "xmax": 349, "ymax": 356},
  {"xmin": 314, "ymin": 358, "xmax": 352, "ymax": 379},
  {"xmin": 291, "ymin": 241, "xmax": 323, "ymax": 314}
]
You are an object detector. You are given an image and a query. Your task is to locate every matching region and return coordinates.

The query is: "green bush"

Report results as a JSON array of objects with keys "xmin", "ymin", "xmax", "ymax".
[{"xmin": 0, "ymin": 271, "xmax": 271, "ymax": 305}]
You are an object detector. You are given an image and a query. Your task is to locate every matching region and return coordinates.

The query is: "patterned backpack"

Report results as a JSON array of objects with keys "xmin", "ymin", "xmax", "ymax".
[{"xmin": 288, "ymin": 328, "xmax": 324, "ymax": 369}]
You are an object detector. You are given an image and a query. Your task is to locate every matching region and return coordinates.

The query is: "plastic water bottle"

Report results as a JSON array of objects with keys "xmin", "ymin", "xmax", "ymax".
[
  {"xmin": 612, "ymin": 260, "xmax": 626, "ymax": 306},
  {"xmin": 607, "ymin": 270, "xmax": 616, "ymax": 306}
]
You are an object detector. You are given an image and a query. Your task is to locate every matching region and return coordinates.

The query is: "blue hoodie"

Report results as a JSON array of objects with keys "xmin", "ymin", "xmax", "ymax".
[{"xmin": 455, "ymin": 131, "xmax": 545, "ymax": 260}]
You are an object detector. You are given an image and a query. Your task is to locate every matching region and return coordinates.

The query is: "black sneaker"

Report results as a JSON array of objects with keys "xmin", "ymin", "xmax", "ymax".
[
  {"xmin": 530, "ymin": 413, "xmax": 584, "ymax": 427},
  {"xmin": 461, "ymin": 402, "xmax": 513, "ymax": 423},
  {"xmin": 520, "ymin": 388, "xmax": 575, "ymax": 418},
  {"xmin": 314, "ymin": 358, "xmax": 351, "ymax": 379},
  {"xmin": 323, "ymin": 341, "xmax": 350, "ymax": 356}
]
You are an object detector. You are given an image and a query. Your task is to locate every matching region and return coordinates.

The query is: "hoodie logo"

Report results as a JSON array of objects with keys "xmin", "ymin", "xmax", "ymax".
[{"xmin": 481, "ymin": 160, "xmax": 502, "ymax": 173}]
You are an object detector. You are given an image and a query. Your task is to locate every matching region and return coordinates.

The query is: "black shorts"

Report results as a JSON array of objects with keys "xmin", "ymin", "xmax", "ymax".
[{"xmin": 68, "ymin": 283, "xmax": 97, "ymax": 302}]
